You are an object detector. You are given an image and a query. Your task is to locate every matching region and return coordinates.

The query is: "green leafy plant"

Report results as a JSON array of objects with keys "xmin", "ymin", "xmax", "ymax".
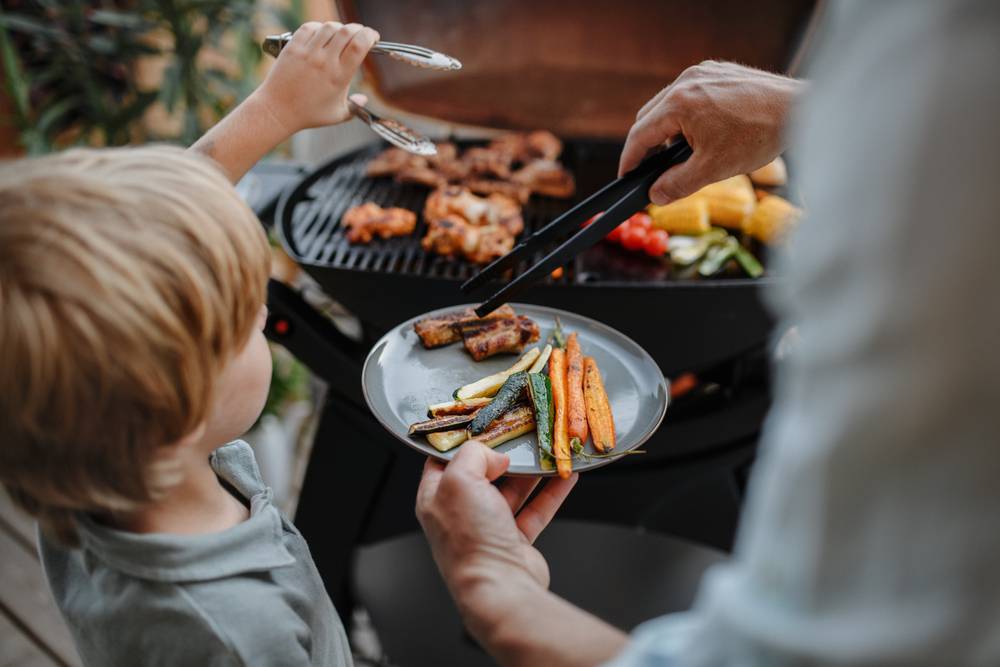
[{"xmin": 0, "ymin": 0, "xmax": 300, "ymax": 153}]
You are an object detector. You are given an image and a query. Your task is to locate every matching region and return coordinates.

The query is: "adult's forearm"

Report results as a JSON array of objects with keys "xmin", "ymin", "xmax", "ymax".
[
  {"xmin": 460, "ymin": 576, "xmax": 628, "ymax": 667},
  {"xmin": 189, "ymin": 90, "xmax": 290, "ymax": 184}
]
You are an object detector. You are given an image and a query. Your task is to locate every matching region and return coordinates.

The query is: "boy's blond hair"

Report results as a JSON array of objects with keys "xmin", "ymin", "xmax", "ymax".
[{"xmin": 0, "ymin": 145, "xmax": 270, "ymax": 544}]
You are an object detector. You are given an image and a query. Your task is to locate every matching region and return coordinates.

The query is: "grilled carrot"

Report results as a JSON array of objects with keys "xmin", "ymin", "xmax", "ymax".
[
  {"xmin": 583, "ymin": 356, "xmax": 615, "ymax": 453},
  {"xmin": 565, "ymin": 333, "xmax": 588, "ymax": 445},
  {"xmin": 548, "ymin": 347, "xmax": 572, "ymax": 479}
]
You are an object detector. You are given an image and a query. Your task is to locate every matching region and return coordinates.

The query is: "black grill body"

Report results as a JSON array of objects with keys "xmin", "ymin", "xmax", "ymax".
[{"xmin": 276, "ymin": 139, "xmax": 776, "ymax": 376}]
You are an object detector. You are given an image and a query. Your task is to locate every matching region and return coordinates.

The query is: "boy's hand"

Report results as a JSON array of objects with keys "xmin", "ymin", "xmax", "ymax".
[{"xmin": 255, "ymin": 21, "xmax": 380, "ymax": 134}]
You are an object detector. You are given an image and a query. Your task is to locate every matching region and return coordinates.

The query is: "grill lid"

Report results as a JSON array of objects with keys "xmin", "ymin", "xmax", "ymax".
[{"xmin": 338, "ymin": 0, "xmax": 818, "ymax": 138}]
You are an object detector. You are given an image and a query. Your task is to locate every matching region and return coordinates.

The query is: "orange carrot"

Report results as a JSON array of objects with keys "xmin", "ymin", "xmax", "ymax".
[
  {"xmin": 565, "ymin": 333, "xmax": 588, "ymax": 444},
  {"xmin": 583, "ymin": 356, "xmax": 615, "ymax": 453},
  {"xmin": 548, "ymin": 347, "xmax": 572, "ymax": 479}
]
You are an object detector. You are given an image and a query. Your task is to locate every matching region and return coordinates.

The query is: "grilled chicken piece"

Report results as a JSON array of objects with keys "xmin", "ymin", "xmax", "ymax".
[
  {"xmin": 366, "ymin": 147, "xmax": 413, "ymax": 178},
  {"xmin": 468, "ymin": 224, "xmax": 516, "ymax": 264},
  {"xmin": 463, "ymin": 178, "xmax": 531, "ymax": 204},
  {"xmin": 396, "ymin": 164, "xmax": 446, "ymax": 188},
  {"xmin": 461, "ymin": 316, "xmax": 541, "ymax": 361},
  {"xmin": 511, "ymin": 160, "xmax": 576, "ymax": 198},
  {"xmin": 488, "ymin": 131, "xmax": 563, "ymax": 163},
  {"xmin": 413, "ymin": 305, "xmax": 517, "ymax": 349},
  {"xmin": 424, "ymin": 186, "xmax": 523, "ymax": 229},
  {"xmin": 342, "ymin": 202, "xmax": 417, "ymax": 243},
  {"xmin": 462, "ymin": 146, "xmax": 514, "ymax": 179},
  {"xmin": 421, "ymin": 215, "xmax": 480, "ymax": 258}
]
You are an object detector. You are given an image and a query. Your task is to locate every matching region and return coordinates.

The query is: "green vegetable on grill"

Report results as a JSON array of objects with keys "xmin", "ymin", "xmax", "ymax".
[
  {"xmin": 469, "ymin": 372, "xmax": 529, "ymax": 435},
  {"xmin": 698, "ymin": 236, "xmax": 740, "ymax": 276},
  {"xmin": 733, "ymin": 244, "xmax": 765, "ymax": 278}
]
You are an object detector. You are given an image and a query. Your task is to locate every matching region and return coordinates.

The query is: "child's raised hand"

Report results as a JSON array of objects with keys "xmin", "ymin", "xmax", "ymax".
[{"xmin": 256, "ymin": 21, "xmax": 380, "ymax": 133}]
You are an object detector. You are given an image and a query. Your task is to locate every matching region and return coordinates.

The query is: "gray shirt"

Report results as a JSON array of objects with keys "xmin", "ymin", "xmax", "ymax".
[
  {"xmin": 607, "ymin": 0, "xmax": 1000, "ymax": 665},
  {"xmin": 40, "ymin": 441, "xmax": 353, "ymax": 667}
]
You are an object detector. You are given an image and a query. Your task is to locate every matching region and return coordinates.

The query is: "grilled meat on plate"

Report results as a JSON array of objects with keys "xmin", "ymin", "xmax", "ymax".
[
  {"xmin": 413, "ymin": 305, "xmax": 517, "ymax": 349},
  {"xmin": 461, "ymin": 316, "xmax": 540, "ymax": 361}
]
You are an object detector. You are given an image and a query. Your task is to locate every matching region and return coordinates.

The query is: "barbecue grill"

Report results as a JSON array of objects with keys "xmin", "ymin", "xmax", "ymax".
[{"xmin": 263, "ymin": 0, "xmax": 821, "ymax": 639}]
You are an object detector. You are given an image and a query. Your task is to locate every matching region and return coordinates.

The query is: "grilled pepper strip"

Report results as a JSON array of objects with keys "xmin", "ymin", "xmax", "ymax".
[
  {"xmin": 698, "ymin": 236, "xmax": 739, "ymax": 276},
  {"xmin": 565, "ymin": 333, "xmax": 589, "ymax": 444},
  {"xmin": 583, "ymin": 356, "xmax": 616, "ymax": 452},
  {"xmin": 548, "ymin": 348, "xmax": 572, "ymax": 479},
  {"xmin": 527, "ymin": 372, "xmax": 554, "ymax": 467},
  {"xmin": 468, "ymin": 372, "xmax": 528, "ymax": 435}
]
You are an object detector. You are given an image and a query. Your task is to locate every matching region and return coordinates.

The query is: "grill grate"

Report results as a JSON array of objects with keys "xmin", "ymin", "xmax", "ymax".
[{"xmin": 279, "ymin": 140, "xmax": 614, "ymax": 284}]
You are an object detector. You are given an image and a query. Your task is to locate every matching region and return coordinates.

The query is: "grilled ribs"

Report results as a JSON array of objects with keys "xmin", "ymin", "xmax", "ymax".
[
  {"xmin": 413, "ymin": 305, "xmax": 517, "ymax": 349},
  {"xmin": 461, "ymin": 316, "xmax": 540, "ymax": 361}
]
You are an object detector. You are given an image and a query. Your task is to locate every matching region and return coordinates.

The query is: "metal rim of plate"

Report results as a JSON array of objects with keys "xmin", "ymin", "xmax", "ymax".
[{"xmin": 361, "ymin": 303, "xmax": 670, "ymax": 476}]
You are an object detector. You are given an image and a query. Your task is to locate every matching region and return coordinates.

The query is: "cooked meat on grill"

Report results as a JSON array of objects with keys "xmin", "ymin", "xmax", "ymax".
[
  {"xmin": 421, "ymin": 186, "xmax": 524, "ymax": 264},
  {"xmin": 461, "ymin": 316, "xmax": 541, "ymax": 361},
  {"xmin": 413, "ymin": 305, "xmax": 516, "ymax": 349},
  {"xmin": 366, "ymin": 147, "xmax": 413, "ymax": 178},
  {"xmin": 462, "ymin": 146, "xmax": 514, "ymax": 179},
  {"xmin": 463, "ymin": 178, "xmax": 532, "ymax": 204},
  {"xmin": 342, "ymin": 202, "xmax": 417, "ymax": 243},
  {"xmin": 468, "ymin": 224, "xmax": 516, "ymax": 264},
  {"xmin": 396, "ymin": 163, "xmax": 447, "ymax": 188},
  {"xmin": 365, "ymin": 134, "xmax": 572, "ymax": 202},
  {"xmin": 489, "ymin": 130, "xmax": 563, "ymax": 163},
  {"xmin": 425, "ymin": 186, "xmax": 523, "ymax": 230},
  {"xmin": 421, "ymin": 215, "xmax": 479, "ymax": 258},
  {"xmin": 511, "ymin": 160, "xmax": 576, "ymax": 198}
]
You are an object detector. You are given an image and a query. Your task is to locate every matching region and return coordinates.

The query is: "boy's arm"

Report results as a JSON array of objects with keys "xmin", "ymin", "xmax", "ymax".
[{"xmin": 190, "ymin": 21, "xmax": 379, "ymax": 184}]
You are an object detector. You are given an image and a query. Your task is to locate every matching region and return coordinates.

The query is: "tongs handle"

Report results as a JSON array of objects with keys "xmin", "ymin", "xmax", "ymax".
[{"xmin": 467, "ymin": 139, "xmax": 693, "ymax": 317}]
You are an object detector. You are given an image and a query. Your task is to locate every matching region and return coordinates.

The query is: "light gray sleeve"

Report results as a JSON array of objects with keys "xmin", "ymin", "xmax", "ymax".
[
  {"xmin": 177, "ymin": 580, "xmax": 317, "ymax": 667},
  {"xmin": 606, "ymin": 1, "xmax": 1000, "ymax": 664}
]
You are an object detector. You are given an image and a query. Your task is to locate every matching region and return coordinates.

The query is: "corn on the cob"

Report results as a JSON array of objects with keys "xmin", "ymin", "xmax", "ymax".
[
  {"xmin": 647, "ymin": 196, "xmax": 710, "ymax": 235},
  {"xmin": 696, "ymin": 175, "xmax": 756, "ymax": 229},
  {"xmin": 749, "ymin": 156, "xmax": 788, "ymax": 187},
  {"xmin": 745, "ymin": 194, "xmax": 801, "ymax": 244}
]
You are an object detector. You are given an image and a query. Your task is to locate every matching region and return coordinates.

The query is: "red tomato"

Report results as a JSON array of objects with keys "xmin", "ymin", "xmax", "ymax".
[
  {"xmin": 581, "ymin": 212, "xmax": 603, "ymax": 229},
  {"xmin": 605, "ymin": 223, "xmax": 625, "ymax": 244},
  {"xmin": 627, "ymin": 212, "xmax": 652, "ymax": 230},
  {"xmin": 621, "ymin": 225, "xmax": 647, "ymax": 251},
  {"xmin": 643, "ymin": 229, "xmax": 670, "ymax": 257}
]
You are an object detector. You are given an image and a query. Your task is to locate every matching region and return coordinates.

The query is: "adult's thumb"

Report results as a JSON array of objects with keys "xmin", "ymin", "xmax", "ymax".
[{"xmin": 457, "ymin": 439, "xmax": 511, "ymax": 482}]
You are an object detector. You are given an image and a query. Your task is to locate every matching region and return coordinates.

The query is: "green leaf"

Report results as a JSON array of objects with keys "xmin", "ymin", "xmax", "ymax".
[
  {"xmin": 36, "ymin": 96, "xmax": 79, "ymax": 135},
  {"xmin": 88, "ymin": 10, "xmax": 155, "ymax": 31},
  {"xmin": 0, "ymin": 19, "xmax": 30, "ymax": 126},
  {"xmin": 0, "ymin": 13, "xmax": 63, "ymax": 39}
]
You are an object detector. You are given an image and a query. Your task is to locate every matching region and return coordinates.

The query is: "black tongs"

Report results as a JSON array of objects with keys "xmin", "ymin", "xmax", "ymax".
[{"xmin": 461, "ymin": 138, "xmax": 693, "ymax": 316}]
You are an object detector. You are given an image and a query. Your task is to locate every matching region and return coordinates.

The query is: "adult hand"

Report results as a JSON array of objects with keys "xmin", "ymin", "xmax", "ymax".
[
  {"xmin": 416, "ymin": 441, "xmax": 577, "ymax": 611},
  {"xmin": 255, "ymin": 21, "xmax": 379, "ymax": 133},
  {"xmin": 619, "ymin": 61, "xmax": 805, "ymax": 205}
]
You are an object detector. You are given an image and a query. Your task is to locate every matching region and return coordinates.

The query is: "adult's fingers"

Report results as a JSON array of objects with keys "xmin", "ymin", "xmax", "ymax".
[
  {"xmin": 634, "ymin": 86, "xmax": 670, "ymax": 125},
  {"xmin": 416, "ymin": 457, "xmax": 446, "ymax": 514},
  {"xmin": 340, "ymin": 26, "xmax": 379, "ymax": 69},
  {"xmin": 497, "ymin": 476, "xmax": 541, "ymax": 513},
  {"xmin": 451, "ymin": 440, "xmax": 510, "ymax": 483},
  {"xmin": 307, "ymin": 21, "xmax": 340, "ymax": 50},
  {"xmin": 618, "ymin": 108, "xmax": 681, "ymax": 177},
  {"xmin": 516, "ymin": 474, "xmax": 578, "ymax": 543}
]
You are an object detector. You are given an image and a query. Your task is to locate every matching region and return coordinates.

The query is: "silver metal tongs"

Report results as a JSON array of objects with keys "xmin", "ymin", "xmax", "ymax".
[{"xmin": 263, "ymin": 32, "xmax": 463, "ymax": 156}]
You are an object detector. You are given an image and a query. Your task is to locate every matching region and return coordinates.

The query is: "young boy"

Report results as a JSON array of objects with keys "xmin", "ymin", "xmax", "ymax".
[{"xmin": 0, "ymin": 21, "xmax": 378, "ymax": 666}]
